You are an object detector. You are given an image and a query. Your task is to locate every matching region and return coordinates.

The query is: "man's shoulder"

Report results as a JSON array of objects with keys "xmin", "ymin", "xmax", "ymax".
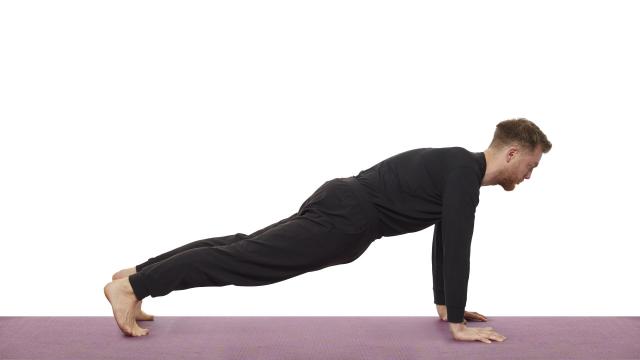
[
  {"xmin": 397, "ymin": 146, "xmax": 470, "ymax": 157},
  {"xmin": 425, "ymin": 146, "xmax": 475, "ymax": 164},
  {"xmin": 380, "ymin": 146, "xmax": 476, "ymax": 172},
  {"xmin": 441, "ymin": 146, "xmax": 473, "ymax": 156}
]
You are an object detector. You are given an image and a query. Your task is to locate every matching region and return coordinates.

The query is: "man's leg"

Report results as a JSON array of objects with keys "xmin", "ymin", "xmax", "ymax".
[
  {"xmin": 127, "ymin": 214, "xmax": 367, "ymax": 300},
  {"xmin": 106, "ymin": 177, "xmax": 379, "ymax": 336},
  {"xmin": 133, "ymin": 212, "xmax": 299, "ymax": 272}
]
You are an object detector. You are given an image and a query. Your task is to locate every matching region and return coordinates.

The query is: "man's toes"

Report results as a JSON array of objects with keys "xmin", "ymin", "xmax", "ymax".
[
  {"xmin": 136, "ymin": 313, "xmax": 154, "ymax": 321},
  {"xmin": 135, "ymin": 300, "xmax": 154, "ymax": 321},
  {"xmin": 132, "ymin": 325, "xmax": 150, "ymax": 336},
  {"xmin": 122, "ymin": 321, "xmax": 149, "ymax": 337}
]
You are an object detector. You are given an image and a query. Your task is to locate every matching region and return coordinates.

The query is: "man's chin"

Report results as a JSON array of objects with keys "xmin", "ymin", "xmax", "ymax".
[{"xmin": 501, "ymin": 183, "xmax": 516, "ymax": 191}]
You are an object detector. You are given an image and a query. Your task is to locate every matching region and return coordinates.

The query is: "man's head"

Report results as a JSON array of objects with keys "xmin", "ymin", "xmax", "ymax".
[{"xmin": 483, "ymin": 118, "xmax": 552, "ymax": 191}]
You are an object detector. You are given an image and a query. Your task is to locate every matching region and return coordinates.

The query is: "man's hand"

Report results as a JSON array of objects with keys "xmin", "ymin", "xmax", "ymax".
[
  {"xmin": 448, "ymin": 322, "xmax": 507, "ymax": 343},
  {"xmin": 436, "ymin": 304, "xmax": 489, "ymax": 325}
]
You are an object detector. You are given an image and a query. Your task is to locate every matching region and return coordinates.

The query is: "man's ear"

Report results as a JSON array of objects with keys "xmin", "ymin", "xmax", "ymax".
[{"xmin": 506, "ymin": 146, "xmax": 519, "ymax": 163}]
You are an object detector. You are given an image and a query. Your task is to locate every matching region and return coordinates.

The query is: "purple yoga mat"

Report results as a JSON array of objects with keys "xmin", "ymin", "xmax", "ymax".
[{"xmin": 1, "ymin": 316, "xmax": 639, "ymax": 359}]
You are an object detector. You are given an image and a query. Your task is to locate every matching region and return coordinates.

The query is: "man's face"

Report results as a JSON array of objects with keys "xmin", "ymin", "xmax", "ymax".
[{"xmin": 499, "ymin": 144, "xmax": 543, "ymax": 191}]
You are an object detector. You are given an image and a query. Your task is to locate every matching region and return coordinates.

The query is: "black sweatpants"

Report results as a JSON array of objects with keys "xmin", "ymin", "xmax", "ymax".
[{"xmin": 128, "ymin": 176, "xmax": 383, "ymax": 301}]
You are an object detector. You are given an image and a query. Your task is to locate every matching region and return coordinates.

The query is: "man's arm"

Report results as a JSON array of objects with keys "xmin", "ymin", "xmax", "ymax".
[
  {"xmin": 440, "ymin": 166, "xmax": 480, "ymax": 324},
  {"xmin": 432, "ymin": 221, "xmax": 446, "ymax": 307}
]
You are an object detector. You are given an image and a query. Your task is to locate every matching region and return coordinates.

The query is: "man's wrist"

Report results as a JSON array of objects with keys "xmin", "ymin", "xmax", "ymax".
[
  {"xmin": 448, "ymin": 322, "xmax": 465, "ymax": 333},
  {"xmin": 445, "ymin": 305, "xmax": 465, "ymax": 323}
]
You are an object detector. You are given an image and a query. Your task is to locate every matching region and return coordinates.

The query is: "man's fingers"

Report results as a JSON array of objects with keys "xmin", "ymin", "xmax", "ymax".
[
  {"xmin": 481, "ymin": 329, "xmax": 506, "ymax": 341},
  {"xmin": 465, "ymin": 312, "xmax": 488, "ymax": 322},
  {"xmin": 470, "ymin": 311, "xmax": 488, "ymax": 319},
  {"xmin": 471, "ymin": 312, "xmax": 488, "ymax": 321}
]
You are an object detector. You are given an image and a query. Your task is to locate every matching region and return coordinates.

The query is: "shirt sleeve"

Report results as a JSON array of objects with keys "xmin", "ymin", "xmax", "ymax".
[
  {"xmin": 440, "ymin": 166, "xmax": 480, "ymax": 323},
  {"xmin": 432, "ymin": 221, "xmax": 446, "ymax": 306}
]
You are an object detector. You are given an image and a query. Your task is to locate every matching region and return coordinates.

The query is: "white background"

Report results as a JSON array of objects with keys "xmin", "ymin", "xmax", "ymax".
[{"xmin": 1, "ymin": 1, "xmax": 638, "ymax": 317}]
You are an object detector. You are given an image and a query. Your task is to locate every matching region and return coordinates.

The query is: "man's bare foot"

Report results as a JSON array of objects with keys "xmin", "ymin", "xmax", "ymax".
[
  {"xmin": 112, "ymin": 267, "xmax": 136, "ymax": 281},
  {"xmin": 104, "ymin": 278, "xmax": 150, "ymax": 337},
  {"xmin": 135, "ymin": 300, "xmax": 154, "ymax": 321},
  {"xmin": 112, "ymin": 267, "xmax": 154, "ymax": 321}
]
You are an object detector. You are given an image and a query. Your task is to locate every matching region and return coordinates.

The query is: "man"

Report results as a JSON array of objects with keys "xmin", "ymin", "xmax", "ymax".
[{"xmin": 105, "ymin": 118, "xmax": 552, "ymax": 343}]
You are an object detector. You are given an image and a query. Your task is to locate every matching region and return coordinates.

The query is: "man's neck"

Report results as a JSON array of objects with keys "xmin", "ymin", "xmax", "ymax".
[{"xmin": 481, "ymin": 149, "xmax": 501, "ymax": 186}]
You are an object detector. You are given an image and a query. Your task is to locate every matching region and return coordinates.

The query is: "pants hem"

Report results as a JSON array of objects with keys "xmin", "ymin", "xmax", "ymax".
[{"xmin": 128, "ymin": 272, "xmax": 150, "ymax": 301}]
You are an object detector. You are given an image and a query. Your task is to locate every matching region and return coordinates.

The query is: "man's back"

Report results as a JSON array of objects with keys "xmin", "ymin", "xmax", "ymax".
[{"xmin": 354, "ymin": 146, "xmax": 486, "ymax": 237}]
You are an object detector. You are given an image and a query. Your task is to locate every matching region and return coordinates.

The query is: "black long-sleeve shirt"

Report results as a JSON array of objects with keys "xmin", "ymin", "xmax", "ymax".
[{"xmin": 354, "ymin": 147, "xmax": 486, "ymax": 323}]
